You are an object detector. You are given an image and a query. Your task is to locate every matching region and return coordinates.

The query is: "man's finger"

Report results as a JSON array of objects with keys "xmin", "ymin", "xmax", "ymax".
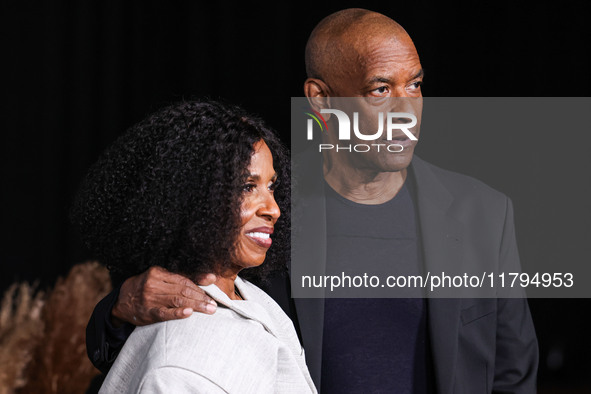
[
  {"xmin": 149, "ymin": 307, "xmax": 179, "ymax": 323},
  {"xmin": 195, "ymin": 273, "xmax": 217, "ymax": 286},
  {"xmin": 177, "ymin": 284, "xmax": 215, "ymax": 303},
  {"xmin": 170, "ymin": 307, "xmax": 194, "ymax": 319},
  {"xmin": 157, "ymin": 283, "xmax": 217, "ymax": 307},
  {"xmin": 114, "ymin": 267, "xmax": 219, "ymax": 326},
  {"xmin": 148, "ymin": 304, "xmax": 215, "ymax": 323},
  {"xmin": 150, "ymin": 267, "xmax": 200, "ymax": 288},
  {"xmin": 152, "ymin": 292, "xmax": 217, "ymax": 315}
]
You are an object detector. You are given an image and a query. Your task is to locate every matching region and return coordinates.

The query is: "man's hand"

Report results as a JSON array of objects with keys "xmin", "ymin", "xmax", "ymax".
[{"xmin": 111, "ymin": 266, "xmax": 217, "ymax": 327}]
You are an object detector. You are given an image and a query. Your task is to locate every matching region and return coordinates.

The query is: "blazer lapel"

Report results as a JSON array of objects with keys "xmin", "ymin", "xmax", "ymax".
[
  {"xmin": 200, "ymin": 281, "xmax": 280, "ymax": 337},
  {"xmin": 411, "ymin": 156, "xmax": 463, "ymax": 394}
]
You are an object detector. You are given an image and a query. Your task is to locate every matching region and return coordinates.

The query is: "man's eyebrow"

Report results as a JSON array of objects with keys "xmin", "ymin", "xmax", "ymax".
[
  {"xmin": 367, "ymin": 76, "xmax": 392, "ymax": 85},
  {"xmin": 412, "ymin": 69, "xmax": 425, "ymax": 80},
  {"xmin": 367, "ymin": 69, "xmax": 425, "ymax": 85}
]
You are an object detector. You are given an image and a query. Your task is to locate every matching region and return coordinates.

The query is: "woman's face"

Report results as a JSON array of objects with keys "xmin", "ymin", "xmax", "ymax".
[{"xmin": 234, "ymin": 140, "xmax": 281, "ymax": 268}]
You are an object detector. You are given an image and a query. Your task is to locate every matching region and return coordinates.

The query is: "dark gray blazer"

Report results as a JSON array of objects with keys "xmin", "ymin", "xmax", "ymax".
[{"xmin": 288, "ymin": 152, "xmax": 538, "ymax": 393}]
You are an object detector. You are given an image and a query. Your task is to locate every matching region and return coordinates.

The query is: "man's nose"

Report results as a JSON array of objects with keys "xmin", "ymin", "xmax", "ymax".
[
  {"xmin": 389, "ymin": 96, "xmax": 422, "ymax": 119},
  {"xmin": 392, "ymin": 86, "xmax": 413, "ymax": 98}
]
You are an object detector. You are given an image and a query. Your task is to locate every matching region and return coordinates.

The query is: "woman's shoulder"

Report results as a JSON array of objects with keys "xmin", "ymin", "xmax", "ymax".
[
  {"xmin": 103, "ymin": 306, "xmax": 284, "ymax": 392},
  {"xmin": 131, "ymin": 279, "xmax": 298, "ymax": 361},
  {"xmin": 155, "ymin": 304, "xmax": 282, "ymax": 356},
  {"xmin": 102, "ymin": 281, "xmax": 314, "ymax": 394}
]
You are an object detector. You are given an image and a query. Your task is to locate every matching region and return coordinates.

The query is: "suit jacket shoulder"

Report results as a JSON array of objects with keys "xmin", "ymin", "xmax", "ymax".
[{"xmin": 411, "ymin": 155, "xmax": 508, "ymax": 208}]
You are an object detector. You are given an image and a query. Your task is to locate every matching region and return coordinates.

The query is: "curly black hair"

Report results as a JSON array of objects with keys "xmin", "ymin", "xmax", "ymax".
[{"xmin": 71, "ymin": 100, "xmax": 290, "ymax": 286}]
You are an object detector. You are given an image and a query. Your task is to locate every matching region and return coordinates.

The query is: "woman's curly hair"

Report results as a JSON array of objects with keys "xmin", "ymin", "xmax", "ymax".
[{"xmin": 71, "ymin": 100, "xmax": 290, "ymax": 286}]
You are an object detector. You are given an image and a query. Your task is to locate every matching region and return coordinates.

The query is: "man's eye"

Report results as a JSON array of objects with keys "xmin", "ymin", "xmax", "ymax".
[
  {"xmin": 410, "ymin": 81, "xmax": 422, "ymax": 90},
  {"xmin": 268, "ymin": 181, "xmax": 278, "ymax": 192},
  {"xmin": 373, "ymin": 86, "xmax": 389, "ymax": 94}
]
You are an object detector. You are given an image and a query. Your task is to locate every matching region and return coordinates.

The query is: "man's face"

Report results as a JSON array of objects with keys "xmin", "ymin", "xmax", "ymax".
[{"xmin": 324, "ymin": 32, "xmax": 424, "ymax": 172}]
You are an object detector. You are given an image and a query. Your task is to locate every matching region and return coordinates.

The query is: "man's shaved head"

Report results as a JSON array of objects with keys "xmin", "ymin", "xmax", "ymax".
[
  {"xmin": 305, "ymin": 8, "xmax": 413, "ymax": 85},
  {"xmin": 304, "ymin": 9, "xmax": 424, "ymax": 179}
]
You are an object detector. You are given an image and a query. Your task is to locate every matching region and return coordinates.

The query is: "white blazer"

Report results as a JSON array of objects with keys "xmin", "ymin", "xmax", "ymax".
[{"xmin": 100, "ymin": 276, "xmax": 317, "ymax": 394}]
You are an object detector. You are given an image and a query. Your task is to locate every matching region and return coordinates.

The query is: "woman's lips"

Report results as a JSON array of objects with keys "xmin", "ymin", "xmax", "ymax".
[{"xmin": 245, "ymin": 228, "xmax": 273, "ymax": 248}]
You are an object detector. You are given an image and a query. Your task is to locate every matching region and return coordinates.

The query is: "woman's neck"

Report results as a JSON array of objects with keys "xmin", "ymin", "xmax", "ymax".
[{"xmin": 214, "ymin": 272, "xmax": 242, "ymax": 300}]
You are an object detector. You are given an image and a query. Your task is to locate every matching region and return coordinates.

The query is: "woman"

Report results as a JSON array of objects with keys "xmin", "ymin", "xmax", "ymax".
[{"xmin": 72, "ymin": 100, "xmax": 316, "ymax": 393}]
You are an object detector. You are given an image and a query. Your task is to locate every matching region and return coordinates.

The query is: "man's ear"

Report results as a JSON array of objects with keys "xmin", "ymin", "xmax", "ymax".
[{"xmin": 304, "ymin": 78, "xmax": 332, "ymax": 120}]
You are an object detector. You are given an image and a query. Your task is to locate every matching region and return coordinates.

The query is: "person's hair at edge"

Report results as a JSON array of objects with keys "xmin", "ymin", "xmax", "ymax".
[{"xmin": 71, "ymin": 100, "xmax": 290, "ymax": 287}]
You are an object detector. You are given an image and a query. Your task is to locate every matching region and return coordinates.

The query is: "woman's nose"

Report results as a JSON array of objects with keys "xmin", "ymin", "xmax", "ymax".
[{"xmin": 258, "ymin": 192, "xmax": 280, "ymax": 221}]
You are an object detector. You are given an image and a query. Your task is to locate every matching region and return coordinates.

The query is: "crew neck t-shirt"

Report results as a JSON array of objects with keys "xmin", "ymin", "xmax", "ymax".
[{"xmin": 320, "ymin": 180, "xmax": 434, "ymax": 393}]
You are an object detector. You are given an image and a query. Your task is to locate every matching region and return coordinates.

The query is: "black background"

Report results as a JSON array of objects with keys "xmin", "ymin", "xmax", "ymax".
[{"xmin": 2, "ymin": 0, "xmax": 590, "ymax": 391}]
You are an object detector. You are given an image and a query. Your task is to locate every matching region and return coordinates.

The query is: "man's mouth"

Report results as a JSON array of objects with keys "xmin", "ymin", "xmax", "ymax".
[{"xmin": 381, "ymin": 135, "xmax": 417, "ymax": 147}]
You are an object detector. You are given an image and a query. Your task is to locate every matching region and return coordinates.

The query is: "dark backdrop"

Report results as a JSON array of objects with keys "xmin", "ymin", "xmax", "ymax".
[{"xmin": 2, "ymin": 0, "xmax": 589, "ymax": 391}]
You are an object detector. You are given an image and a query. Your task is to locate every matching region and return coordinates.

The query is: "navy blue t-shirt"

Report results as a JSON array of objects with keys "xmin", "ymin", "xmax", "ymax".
[{"xmin": 321, "ymin": 180, "xmax": 434, "ymax": 393}]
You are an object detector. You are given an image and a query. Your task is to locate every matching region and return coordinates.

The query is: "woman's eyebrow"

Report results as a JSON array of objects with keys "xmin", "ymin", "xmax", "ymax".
[{"xmin": 247, "ymin": 173, "xmax": 278, "ymax": 180}]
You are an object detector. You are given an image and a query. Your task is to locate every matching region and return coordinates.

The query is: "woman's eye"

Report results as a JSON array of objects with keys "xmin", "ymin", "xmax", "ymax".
[{"xmin": 243, "ymin": 183, "xmax": 256, "ymax": 192}]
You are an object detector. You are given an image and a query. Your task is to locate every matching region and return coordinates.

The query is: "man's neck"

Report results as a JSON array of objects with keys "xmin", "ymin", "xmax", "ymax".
[{"xmin": 323, "ymin": 159, "xmax": 406, "ymax": 204}]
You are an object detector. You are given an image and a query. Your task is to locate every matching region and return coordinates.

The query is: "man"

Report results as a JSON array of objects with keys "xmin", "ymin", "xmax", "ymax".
[{"xmin": 87, "ymin": 9, "xmax": 538, "ymax": 393}]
